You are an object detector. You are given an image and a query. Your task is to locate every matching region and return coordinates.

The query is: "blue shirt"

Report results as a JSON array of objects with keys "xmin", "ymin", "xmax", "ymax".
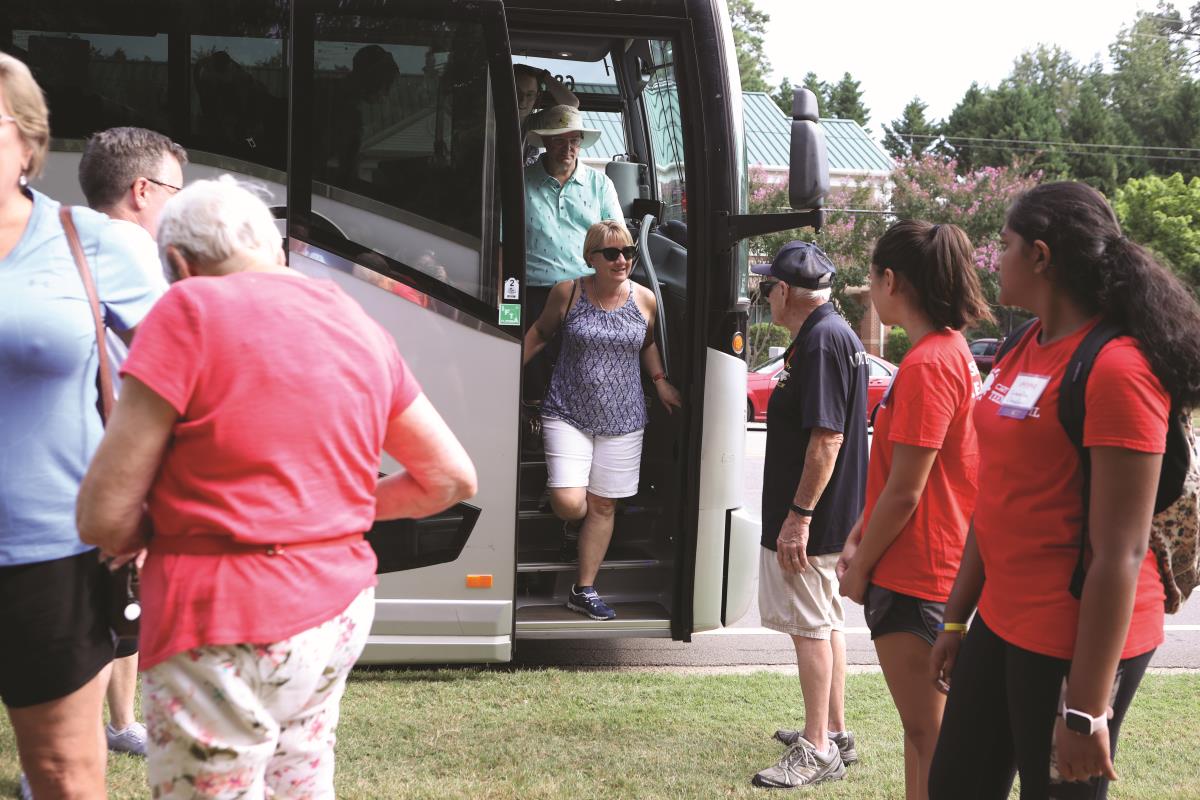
[
  {"xmin": 0, "ymin": 189, "xmax": 162, "ymax": 565},
  {"xmin": 524, "ymin": 158, "xmax": 624, "ymax": 287}
]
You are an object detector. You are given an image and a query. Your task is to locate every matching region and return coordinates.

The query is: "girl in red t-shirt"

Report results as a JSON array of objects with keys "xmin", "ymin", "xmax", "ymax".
[
  {"xmin": 835, "ymin": 220, "xmax": 991, "ymax": 800},
  {"xmin": 928, "ymin": 182, "xmax": 1200, "ymax": 799}
]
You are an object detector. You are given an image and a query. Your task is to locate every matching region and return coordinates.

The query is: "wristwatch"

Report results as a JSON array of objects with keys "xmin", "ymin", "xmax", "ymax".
[{"xmin": 1062, "ymin": 707, "xmax": 1106, "ymax": 736}]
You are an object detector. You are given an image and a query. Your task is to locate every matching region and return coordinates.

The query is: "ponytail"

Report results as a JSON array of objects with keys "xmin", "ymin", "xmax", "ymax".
[
  {"xmin": 1006, "ymin": 181, "xmax": 1200, "ymax": 407},
  {"xmin": 871, "ymin": 219, "xmax": 994, "ymax": 330}
]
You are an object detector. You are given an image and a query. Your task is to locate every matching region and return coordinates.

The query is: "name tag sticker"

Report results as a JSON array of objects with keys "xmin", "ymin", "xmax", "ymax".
[{"xmin": 998, "ymin": 372, "xmax": 1051, "ymax": 419}]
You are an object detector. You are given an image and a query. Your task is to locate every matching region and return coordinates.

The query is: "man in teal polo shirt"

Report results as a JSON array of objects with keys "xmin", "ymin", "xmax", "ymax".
[{"xmin": 523, "ymin": 104, "xmax": 624, "ymax": 400}]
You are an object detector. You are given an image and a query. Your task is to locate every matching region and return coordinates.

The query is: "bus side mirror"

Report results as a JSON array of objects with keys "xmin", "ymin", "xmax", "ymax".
[{"xmin": 788, "ymin": 88, "xmax": 830, "ymax": 211}]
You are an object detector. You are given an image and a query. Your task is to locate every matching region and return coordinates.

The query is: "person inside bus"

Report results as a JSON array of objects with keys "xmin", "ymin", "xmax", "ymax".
[
  {"xmin": 834, "ymin": 221, "xmax": 990, "ymax": 800},
  {"xmin": 928, "ymin": 182, "xmax": 1200, "ymax": 799},
  {"xmin": 523, "ymin": 104, "xmax": 624, "ymax": 402},
  {"xmin": 522, "ymin": 219, "xmax": 681, "ymax": 620},
  {"xmin": 0, "ymin": 53, "xmax": 164, "ymax": 800},
  {"xmin": 75, "ymin": 176, "xmax": 478, "ymax": 798},
  {"xmin": 751, "ymin": 241, "xmax": 868, "ymax": 790},
  {"xmin": 325, "ymin": 44, "xmax": 400, "ymax": 186},
  {"xmin": 514, "ymin": 63, "xmax": 579, "ymax": 167},
  {"xmin": 77, "ymin": 124, "xmax": 190, "ymax": 759}
]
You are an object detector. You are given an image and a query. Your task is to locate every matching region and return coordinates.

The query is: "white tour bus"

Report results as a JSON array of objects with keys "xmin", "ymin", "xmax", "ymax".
[{"xmin": 3, "ymin": 0, "xmax": 830, "ymax": 663}]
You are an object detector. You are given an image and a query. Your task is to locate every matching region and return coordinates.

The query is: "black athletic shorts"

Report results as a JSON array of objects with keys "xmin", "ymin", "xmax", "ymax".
[
  {"xmin": 863, "ymin": 583, "xmax": 945, "ymax": 646},
  {"xmin": 0, "ymin": 550, "xmax": 115, "ymax": 708}
]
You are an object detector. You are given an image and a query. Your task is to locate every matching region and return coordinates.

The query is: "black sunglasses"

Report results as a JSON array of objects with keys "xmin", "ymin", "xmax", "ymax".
[
  {"xmin": 591, "ymin": 246, "xmax": 637, "ymax": 262},
  {"xmin": 758, "ymin": 278, "xmax": 781, "ymax": 296}
]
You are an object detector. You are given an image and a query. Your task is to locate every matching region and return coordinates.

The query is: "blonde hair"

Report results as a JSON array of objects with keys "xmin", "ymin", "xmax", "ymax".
[
  {"xmin": 583, "ymin": 219, "xmax": 632, "ymax": 261},
  {"xmin": 0, "ymin": 53, "xmax": 50, "ymax": 179}
]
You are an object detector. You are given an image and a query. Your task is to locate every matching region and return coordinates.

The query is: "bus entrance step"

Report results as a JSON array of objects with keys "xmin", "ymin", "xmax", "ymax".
[{"xmin": 517, "ymin": 557, "xmax": 663, "ymax": 573}]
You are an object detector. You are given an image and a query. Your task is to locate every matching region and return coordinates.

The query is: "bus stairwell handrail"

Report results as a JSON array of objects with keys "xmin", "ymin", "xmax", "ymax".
[{"xmin": 637, "ymin": 213, "xmax": 670, "ymax": 380}]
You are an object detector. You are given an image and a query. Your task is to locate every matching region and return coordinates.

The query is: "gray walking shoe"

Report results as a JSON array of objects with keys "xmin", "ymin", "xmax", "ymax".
[
  {"xmin": 752, "ymin": 736, "xmax": 846, "ymax": 789},
  {"xmin": 773, "ymin": 728, "xmax": 858, "ymax": 764}
]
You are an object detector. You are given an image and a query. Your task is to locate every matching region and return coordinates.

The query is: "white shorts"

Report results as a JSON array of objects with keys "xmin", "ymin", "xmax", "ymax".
[
  {"xmin": 542, "ymin": 416, "xmax": 644, "ymax": 499},
  {"xmin": 758, "ymin": 548, "xmax": 845, "ymax": 639}
]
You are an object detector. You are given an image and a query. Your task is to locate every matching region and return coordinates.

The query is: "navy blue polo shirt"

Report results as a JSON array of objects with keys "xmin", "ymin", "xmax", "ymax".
[{"xmin": 761, "ymin": 303, "xmax": 869, "ymax": 554}]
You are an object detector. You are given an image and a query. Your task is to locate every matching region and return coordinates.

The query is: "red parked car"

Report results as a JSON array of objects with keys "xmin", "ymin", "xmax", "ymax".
[
  {"xmin": 747, "ymin": 352, "xmax": 896, "ymax": 424},
  {"xmin": 969, "ymin": 337, "xmax": 1001, "ymax": 374}
]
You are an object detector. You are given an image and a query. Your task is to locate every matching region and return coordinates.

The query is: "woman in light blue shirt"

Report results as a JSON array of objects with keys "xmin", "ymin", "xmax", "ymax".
[{"xmin": 0, "ymin": 53, "xmax": 161, "ymax": 799}]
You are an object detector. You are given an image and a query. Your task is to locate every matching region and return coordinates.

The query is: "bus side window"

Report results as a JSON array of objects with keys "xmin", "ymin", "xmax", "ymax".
[
  {"xmin": 307, "ymin": 20, "xmax": 496, "ymax": 303},
  {"xmin": 189, "ymin": 37, "xmax": 288, "ymax": 173},
  {"xmin": 5, "ymin": 29, "xmax": 169, "ymax": 139},
  {"xmin": 643, "ymin": 40, "xmax": 686, "ymax": 226}
]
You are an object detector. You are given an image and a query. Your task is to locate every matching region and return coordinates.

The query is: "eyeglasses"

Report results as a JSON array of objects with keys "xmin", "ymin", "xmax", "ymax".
[
  {"xmin": 591, "ymin": 246, "xmax": 637, "ymax": 262},
  {"xmin": 758, "ymin": 278, "xmax": 781, "ymax": 297},
  {"xmin": 0, "ymin": 114, "xmax": 16, "ymax": 126},
  {"xmin": 544, "ymin": 136, "xmax": 582, "ymax": 149},
  {"xmin": 145, "ymin": 177, "xmax": 182, "ymax": 194}
]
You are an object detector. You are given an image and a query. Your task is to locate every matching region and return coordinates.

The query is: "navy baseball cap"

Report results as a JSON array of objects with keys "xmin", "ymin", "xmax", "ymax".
[{"xmin": 751, "ymin": 241, "xmax": 836, "ymax": 289}]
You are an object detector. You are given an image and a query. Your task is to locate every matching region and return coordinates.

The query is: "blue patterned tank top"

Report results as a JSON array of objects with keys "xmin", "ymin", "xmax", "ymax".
[{"xmin": 542, "ymin": 281, "xmax": 649, "ymax": 436}]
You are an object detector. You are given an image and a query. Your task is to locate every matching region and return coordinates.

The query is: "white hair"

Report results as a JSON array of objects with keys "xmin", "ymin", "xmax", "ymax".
[
  {"xmin": 157, "ymin": 175, "xmax": 280, "ymax": 281},
  {"xmin": 789, "ymin": 286, "xmax": 832, "ymax": 304}
]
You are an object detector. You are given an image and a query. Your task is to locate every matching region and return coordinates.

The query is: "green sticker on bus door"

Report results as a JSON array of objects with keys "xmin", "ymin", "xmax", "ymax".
[{"xmin": 499, "ymin": 304, "xmax": 521, "ymax": 326}]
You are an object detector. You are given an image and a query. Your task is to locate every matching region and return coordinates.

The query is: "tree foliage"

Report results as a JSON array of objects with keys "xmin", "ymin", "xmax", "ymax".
[
  {"xmin": 771, "ymin": 76, "xmax": 795, "ymax": 115},
  {"xmin": 1114, "ymin": 172, "xmax": 1200, "ymax": 293},
  {"xmin": 881, "ymin": 97, "xmax": 939, "ymax": 160},
  {"xmin": 729, "ymin": 0, "xmax": 772, "ymax": 92},
  {"xmin": 825, "ymin": 72, "xmax": 871, "ymax": 128}
]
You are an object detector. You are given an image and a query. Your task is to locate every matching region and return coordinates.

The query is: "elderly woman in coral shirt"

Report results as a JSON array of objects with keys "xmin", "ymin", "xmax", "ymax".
[{"xmin": 77, "ymin": 176, "xmax": 476, "ymax": 798}]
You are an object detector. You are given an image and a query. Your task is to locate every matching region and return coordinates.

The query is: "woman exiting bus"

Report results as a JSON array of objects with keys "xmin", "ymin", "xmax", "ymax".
[
  {"xmin": 928, "ymin": 182, "xmax": 1200, "ymax": 799},
  {"xmin": 523, "ymin": 220, "xmax": 682, "ymax": 620},
  {"xmin": 836, "ymin": 220, "xmax": 990, "ymax": 800}
]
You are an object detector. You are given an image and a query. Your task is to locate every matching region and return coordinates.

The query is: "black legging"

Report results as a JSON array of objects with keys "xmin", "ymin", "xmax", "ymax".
[{"xmin": 929, "ymin": 615, "xmax": 1153, "ymax": 800}]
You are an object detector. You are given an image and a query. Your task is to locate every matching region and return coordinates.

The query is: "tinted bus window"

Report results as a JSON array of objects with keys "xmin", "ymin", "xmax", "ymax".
[
  {"xmin": 190, "ymin": 36, "xmax": 288, "ymax": 172},
  {"xmin": 9, "ymin": 30, "xmax": 168, "ymax": 138},
  {"xmin": 309, "ymin": 17, "xmax": 495, "ymax": 301},
  {"xmin": 644, "ymin": 40, "xmax": 686, "ymax": 225}
]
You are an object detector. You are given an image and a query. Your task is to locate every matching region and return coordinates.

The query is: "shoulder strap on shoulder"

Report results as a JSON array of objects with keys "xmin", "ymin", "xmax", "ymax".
[
  {"xmin": 993, "ymin": 318, "xmax": 1038, "ymax": 368},
  {"xmin": 59, "ymin": 206, "xmax": 115, "ymax": 425},
  {"xmin": 1056, "ymin": 320, "xmax": 1125, "ymax": 454},
  {"xmin": 1058, "ymin": 319, "xmax": 1124, "ymax": 599},
  {"xmin": 561, "ymin": 278, "xmax": 580, "ymax": 326}
]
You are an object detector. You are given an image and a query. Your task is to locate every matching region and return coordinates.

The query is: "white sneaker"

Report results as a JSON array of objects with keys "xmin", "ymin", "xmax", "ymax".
[
  {"xmin": 106, "ymin": 721, "xmax": 148, "ymax": 756},
  {"xmin": 752, "ymin": 736, "xmax": 846, "ymax": 788}
]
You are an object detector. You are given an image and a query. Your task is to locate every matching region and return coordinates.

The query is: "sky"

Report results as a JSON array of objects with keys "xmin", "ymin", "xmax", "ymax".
[{"xmin": 755, "ymin": 0, "xmax": 1161, "ymax": 132}]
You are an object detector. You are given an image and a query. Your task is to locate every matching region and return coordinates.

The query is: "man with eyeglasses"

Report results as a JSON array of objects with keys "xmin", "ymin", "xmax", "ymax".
[
  {"xmin": 513, "ymin": 64, "xmax": 579, "ymax": 167},
  {"xmin": 75, "ymin": 125, "xmax": 188, "ymax": 759},
  {"xmin": 522, "ymin": 104, "xmax": 624, "ymax": 400}
]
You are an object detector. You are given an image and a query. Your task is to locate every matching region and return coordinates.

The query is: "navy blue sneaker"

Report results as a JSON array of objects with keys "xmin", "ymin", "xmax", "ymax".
[{"xmin": 567, "ymin": 585, "xmax": 616, "ymax": 620}]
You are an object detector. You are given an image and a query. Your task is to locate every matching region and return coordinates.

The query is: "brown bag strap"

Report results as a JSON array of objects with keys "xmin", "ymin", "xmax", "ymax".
[{"xmin": 59, "ymin": 206, "xmax": 115, "ymax": 425}]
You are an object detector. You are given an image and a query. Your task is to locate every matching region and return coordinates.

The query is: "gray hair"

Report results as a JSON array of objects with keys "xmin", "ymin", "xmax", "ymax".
[
  {"xmin": 157, "ymin": 176, "xmax": 280, "ymax": 281},
  {"xmin": 79, "ymin": 127, "xmax": 188, "ymax": 210},
  {"xmin": 789, "ymin": 286, "xmax": 832, "ymax": 304}
]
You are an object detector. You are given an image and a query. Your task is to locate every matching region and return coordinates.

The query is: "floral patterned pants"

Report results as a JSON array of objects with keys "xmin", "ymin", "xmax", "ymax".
[{"xmin": 143, "ymin": 587, "xmax": 374, "ymax": 799}]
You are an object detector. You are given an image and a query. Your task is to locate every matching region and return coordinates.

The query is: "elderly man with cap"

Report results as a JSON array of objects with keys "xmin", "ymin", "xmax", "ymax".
[
  {"xmin": 522, "ymin": 104, "xmax": 624, "ymax": 399},
  {"xmin": 750, "ymin": 242, "xmax": 869, "ymax": 790}
]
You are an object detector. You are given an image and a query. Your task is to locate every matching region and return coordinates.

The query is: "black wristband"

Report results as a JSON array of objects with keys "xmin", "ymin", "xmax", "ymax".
[{"xmin": 789, "ymin": 504, "xmax": 814, "ymax": 518}]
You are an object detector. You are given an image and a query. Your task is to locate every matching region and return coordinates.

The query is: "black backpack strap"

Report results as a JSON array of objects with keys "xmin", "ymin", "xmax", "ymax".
[
  {"xmin": 993, "ymin": 318, "xmax": 1039, "ymax": 370},
  {"xmin": 1059, "ymin": 320, "xmax": 1125, "ymax": 599}
]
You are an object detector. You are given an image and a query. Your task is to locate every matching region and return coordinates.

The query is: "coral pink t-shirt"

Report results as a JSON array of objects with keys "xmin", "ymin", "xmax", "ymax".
[
  {"xmin": 121, "ymin": 271, "xmax": 420, "ymax": 669},
  {"xmin": 974, "ymin": 320, "xmax": 1167, "ymax": 660},
  {"xmin": 866, "ymin": 330, "xmax": 982, "ymax": 602}
]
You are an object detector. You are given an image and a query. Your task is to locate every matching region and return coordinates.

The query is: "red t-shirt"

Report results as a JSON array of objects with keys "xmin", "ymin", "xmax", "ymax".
[
  {"xmin": 974, "ymin": 320, "xmax": 1168, "ymax": 660},
  {"xmin": 121, "ymin": 271, "xmax": 421, "ymax": 669},
  {"xmin": 866, "ymin": 330, "xmax": 982, "ymax": 602}
]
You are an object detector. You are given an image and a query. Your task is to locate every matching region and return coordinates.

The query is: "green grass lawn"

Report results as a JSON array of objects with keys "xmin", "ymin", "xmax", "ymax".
[{"xmin": 3, "ymin": 670, "xmax": 1198, "ymax": 799}]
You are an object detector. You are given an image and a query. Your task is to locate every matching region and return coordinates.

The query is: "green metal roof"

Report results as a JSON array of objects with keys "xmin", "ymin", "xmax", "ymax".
[
  {"xmin": 581, "ymin": 91, "xmax": 894, "ymax": 174},
  {"xmin": 742, "ymin": 92, "xmax": 895, "ymax": 173}
]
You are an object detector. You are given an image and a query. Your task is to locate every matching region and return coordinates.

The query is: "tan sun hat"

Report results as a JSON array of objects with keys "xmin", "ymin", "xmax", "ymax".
[{"xmin": 525, "ymin": 104, "xmax": 601, "ymax": 149}]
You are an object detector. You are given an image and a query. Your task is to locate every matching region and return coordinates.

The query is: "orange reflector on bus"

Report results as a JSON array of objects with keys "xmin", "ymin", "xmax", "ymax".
[
  {"xmin": 466, "ymin": 574, "xmax": 493, "ymax": 589},
  {"xmin": 732, "ymin": 332, "xmax": 745, "ymax": 354}
]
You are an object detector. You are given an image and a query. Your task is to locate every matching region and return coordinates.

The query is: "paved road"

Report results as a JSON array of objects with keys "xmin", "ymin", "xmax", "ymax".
[{"xmin": 515, "ymin": 426, "xmax": 1200, "ymax": 671}]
